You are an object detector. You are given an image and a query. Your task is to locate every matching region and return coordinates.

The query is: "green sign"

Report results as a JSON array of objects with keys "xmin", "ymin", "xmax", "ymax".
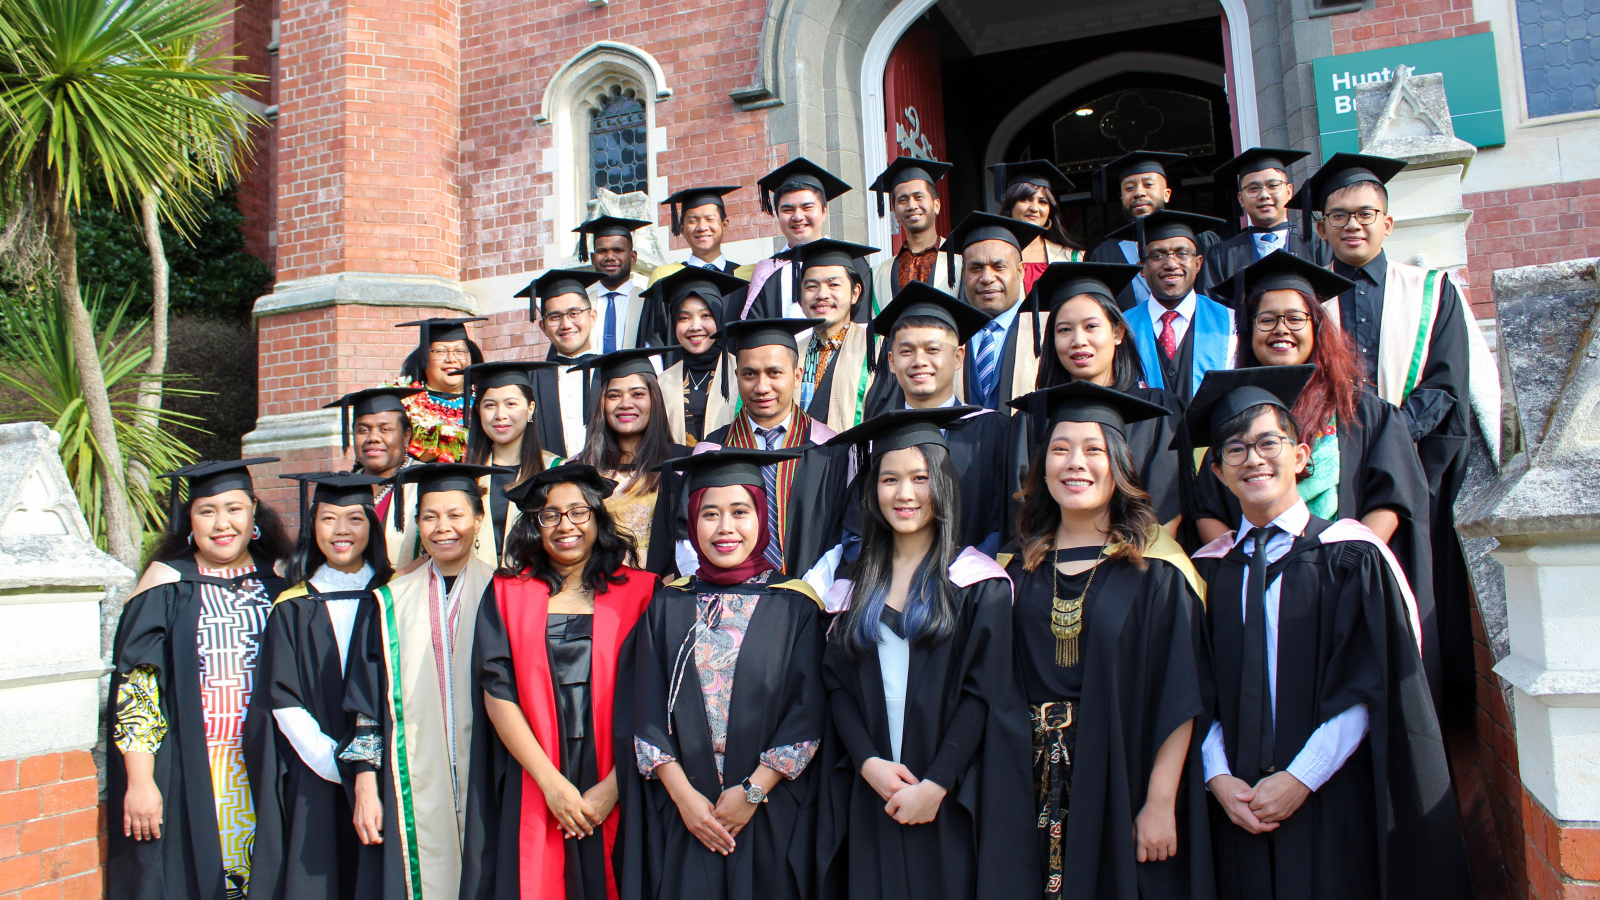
[{"xmin": 1312, "ymin": 31, "xmax": 1505, "ymax": 161}]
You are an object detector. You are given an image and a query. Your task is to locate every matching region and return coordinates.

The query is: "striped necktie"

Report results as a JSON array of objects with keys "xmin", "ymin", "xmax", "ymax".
[
  {"xmin": 973, "ymin": 322, "xmax": 1001, "ymax": 406},
  {"xmin": 760, "ymin": 426, "xmax": 786, "ymax": 573}
]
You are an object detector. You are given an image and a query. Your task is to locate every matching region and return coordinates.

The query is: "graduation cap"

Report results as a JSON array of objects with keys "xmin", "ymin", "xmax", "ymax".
[
  {"xmin": 1091, "ymin": 151, "xmax": 1187, "ymax": 204},
  {"xmin": 572, "ymin": 215, "xmax": 651, "ymax": 263},
  {"xmin": 517, "ymin": 269, "xmax": 605, "ymax": 320},
  {"xmin": 717, "ymin": 317, "xmax": 825, "ymax": 355},
  {"xmin": 454, "ymin": 361, "xmax": 558, "ymax": 409},
  {"xmin": 1033, "ymin": 262, "xmax": 1145, "ymax": 312},
  {"xmin": 1104, "ymin": 209, "xmax": 1227, "ymax": 257},
  {"xmin": 389, "ymin": 462, "xmax": 509, "ymax": 530},
  {"xmin": 279, "ymin": 471, "xmax": 387, "ymax": 543},
  {"xmin": 869, "ymin": 156, "xmax": 953, "ymax": 217},
  {"xmin": 826, "ymin": 405, "xmax": 982, "ymax": 452},
  {"xmin": 662, "ymin": 186, "xmax": 740, "ymax": 236},
  {"xmin": 871, "ymin": 281, "xmax": 990, "ymax": 344},
  {"xmin": 940, "ymin": 211, "xmax": 1047, "ymax": 289},
  {"xmin": 654, "ymin": 447, "xmax": 807, "ymax": 493},
  {"xmin": 323, "ymin": 386, "xmax": 424, "ymax": 453},
  {"xmin": 1210, "ymin": 248, "xmax": 1356, "ymax": 313},
  {"xmin": 1287, "ymin": 151, "xmax": 1407, "ymax": 238},
  {"xmin": 1183, "ymin": 365, "xmax": 1316, "ymax": 447},
  {"xmin": 988, "ymin": 160, "xmax": 1074, "ymax": 209},
  {"xmin": 395, "ymin": 317, "xmax": 487, "ymax": 353},
  {"xmin": 1007, "ymin": 381, "xmax": 1170, "ymax": 441},
  {"xmin": 503, "ymin": 462, "xmax": 618, "ymax": 508},
  {"xmin": 563, "ymin": 346, "xmax": 674, "ymax": 383},
  {"xmin": 157, "ymin": 457, "xmax": 280, "ymax": 532},
  {"xmin": 755, "ymin": 157, "xmax": 852, "ymax": 215},
  {"xmin": 788, "ymin": 238, "xmax": 878, "ymax": 273},
  {"xmin": 1211, "ymin": 147, "xmax": 1310, "ymax": 225},
  {"xmin": 649, "ymin": 265, "xmax": 747, "ymax": 323}
]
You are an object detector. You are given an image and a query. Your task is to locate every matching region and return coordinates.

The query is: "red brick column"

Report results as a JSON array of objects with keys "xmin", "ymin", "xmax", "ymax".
[{"xmin": 0, "ymin": 752, "xmax": 103, "ymax": 900}]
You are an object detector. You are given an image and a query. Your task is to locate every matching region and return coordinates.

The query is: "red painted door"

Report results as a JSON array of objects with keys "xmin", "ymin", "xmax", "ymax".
[{"xmin": 883, "ymin": 27, "xmax": 951, "ymax": 253}]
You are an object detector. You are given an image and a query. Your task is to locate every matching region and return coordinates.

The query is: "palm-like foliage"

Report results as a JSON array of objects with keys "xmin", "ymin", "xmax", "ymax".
[{"xmin": 0, "ymin": 285, "xmax": 204, "ymax": 548}]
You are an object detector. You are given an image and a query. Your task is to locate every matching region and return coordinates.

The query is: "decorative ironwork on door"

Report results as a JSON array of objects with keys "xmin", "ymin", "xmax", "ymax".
[{"xmin": 590, "ymin": 85, "xmax": 648, "ymax": 196}]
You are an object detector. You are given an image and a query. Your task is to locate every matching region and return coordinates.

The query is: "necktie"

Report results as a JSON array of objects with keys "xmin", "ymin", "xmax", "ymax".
[
  {"xmin": 1158, "ymin": 310, "xmax": 1180, "ymax": 361},
  {"xmin": 973, "ymin": 322, "xmax": 1000, "ymax": 406},
  {"xmin": 603, "ymin": 291, "xmax": 620, "ymax": 354},
  {"xmin": 1236, "ymin": 524, "xmax": 1281, "ymax": 781},
  {"xmin": 760, "ymin": 427, "xmax": 786, "ymax": 572}
]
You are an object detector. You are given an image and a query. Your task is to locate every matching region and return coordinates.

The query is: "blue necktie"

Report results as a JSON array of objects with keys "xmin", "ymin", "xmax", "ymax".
[
  {"xmin": 761, "ymin": 427, "xmax": 786, "ymax": 573},
  {"xmin": 1255, "ymin": 230, "xmax": 1282, "ymax": 260},
  {"xmin": 973, "ymin": 323, "xmax": 1001, "ymax": 406},
  {"xmin": 603, "ymin": 291, "xmax": 620, "ymax": 354}
]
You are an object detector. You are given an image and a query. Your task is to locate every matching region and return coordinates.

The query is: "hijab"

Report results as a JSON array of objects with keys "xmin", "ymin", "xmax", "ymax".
[
  {"xmin": 687, "ymin": 483, "xmax": 773, "ymax": 585},
  {"xmin": 674, "ymin": 291, "xmax": 726, "ymax": 374}
]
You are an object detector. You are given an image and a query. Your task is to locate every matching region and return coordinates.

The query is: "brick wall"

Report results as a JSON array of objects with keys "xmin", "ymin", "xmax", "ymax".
[
  {"xmin": 1523, "ymin": 795, "xmax": 1600, "ymax": 900},
  {"xmin": 1465, "ymin": 180, "xmax": 1600, "ymax": 314},
  {"xmin": 0, "ymin": 752, "xmax": 103, "ymax": 900},
  {"xmin": 1328, "ymin": 0, "xmax": 1491, "ymax": 53},
  {"xmin": 223, "ymin": 0, "xmax": 277, "ymax": 268}
]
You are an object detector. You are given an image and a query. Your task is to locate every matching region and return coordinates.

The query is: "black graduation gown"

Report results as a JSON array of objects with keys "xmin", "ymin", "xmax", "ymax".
[
  {"xmin": 744, "ymin": 256, "xmax": 875, "ymax": 324},
  {"xmin": 815, "ymin": 576, "xmax": 1036, "ymax": 900},
  {"xmin": 1195, "ymin": 519, "xmax": 1471, "ymax": 900},
  {"xmin": 106, "ymin": 560, "xmax": 287, "ymax": 900},
  {"xmin": 1197, "ymin": 227, "xmax": 1324, "ymax": 300},
  {"xmin": 614, "ymin": 578, "xmax": 826, "ymax": 900},
  {"xmin": 1336, "ymin": 259, "xmax": 1473, "ymax": 725},
  {"xmin": 1189, "ymin": 391, "xmax": 1436, "ymax": 676},
  {"xmin": 244, "ymin": 583, "xmax": 375, "ymax": 900},
  {"xmin": 532, "ymin": 348, "xmax": 598, "ymax": 458},
  {"xmin": 1088, "ymin": 231, "xmax": 1221, "ymax": 311},
  {"xmin": 1006, "ymin": 550, "xmax": 1215, "ymax": 900}
]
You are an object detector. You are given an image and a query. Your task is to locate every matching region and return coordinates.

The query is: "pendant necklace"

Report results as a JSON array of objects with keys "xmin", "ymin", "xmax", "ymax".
[{"xmin": 1051, "ymin": 540, "xmax": 1107, "ymax": 667}]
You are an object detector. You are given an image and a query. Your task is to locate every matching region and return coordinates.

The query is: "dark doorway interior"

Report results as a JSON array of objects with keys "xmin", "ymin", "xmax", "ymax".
[{"xmin": 923, "ymin": 9, "xmax": 1235, "ymax": 248}]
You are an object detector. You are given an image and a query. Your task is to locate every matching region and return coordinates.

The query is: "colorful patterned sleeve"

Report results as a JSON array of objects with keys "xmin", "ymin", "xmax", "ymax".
[
  {"xmin": 760, "ymin": 740, "xmax": 819, "ymax": 780},
  {"xmin": 338, "ymin": 713, "xmax": 385, "ymax": 770},
  {"xmin": 113, "ymin": 665, "xmax": 167, "ymax": 754},
  {"xmin": 635, "ymin": 737, "xmax": 677, "ymax": 778}
]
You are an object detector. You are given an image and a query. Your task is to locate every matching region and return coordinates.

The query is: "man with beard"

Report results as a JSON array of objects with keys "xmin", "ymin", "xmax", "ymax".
[
  {"xmin": 323, "ymin": 385, "xmax": 424, "ymax": 567},
  {"xmin": 1088, "ymin": 151, "xmax": 1220, "ymax": 309},
  {"xmin": 574, "ymin": 215, "xmax": 654, "ymax": 350},
  {"xmin": 940, "ymin": 211, "xmax": 1047, "ymax": 413},
  {"xmin": 867, "ymin": 156, "xmax": 956, "ymax": 306},
  {"xmin": 791, "ymin": 238, "xmax": 881, "ymax": 431}
]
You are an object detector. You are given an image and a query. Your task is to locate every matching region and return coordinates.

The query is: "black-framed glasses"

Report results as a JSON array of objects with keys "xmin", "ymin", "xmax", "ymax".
[
  {"xmin": 1143, "ymin": 249, "xmax": 1198, "ymax": 264},
  {"xmin": 541, "ymin": 306, "xmax": 592, "ymax": 327},
  {"xmin": 1253, "ymin": 312, "xmax": 1310, "ymax": 332},
  {"xmin": 1313, "ymin": 208, "xmax": 1383, "ymax": 227},
  {"xmin": 1220, "ymin": 434, "xmax": 1289, "ymax": 466},
  {"xmin": 535, "ymin": 506, "xmax": 594, "ymax": 528}
]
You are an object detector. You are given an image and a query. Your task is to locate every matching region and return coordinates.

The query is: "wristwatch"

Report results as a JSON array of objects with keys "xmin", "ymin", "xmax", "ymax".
[{"xmin": 740, "ymin": 777, "xmax": 768, "ymax": 804}]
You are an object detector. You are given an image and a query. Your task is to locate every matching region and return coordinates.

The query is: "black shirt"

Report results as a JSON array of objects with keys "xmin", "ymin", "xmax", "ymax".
[
  {"xmin": 1014, "ymin": 546, "xmax": 1106, "ymax": 704},
  {"xmin": 1333, "ymin": 250, "xmax": 1387, "ymax": 392}
]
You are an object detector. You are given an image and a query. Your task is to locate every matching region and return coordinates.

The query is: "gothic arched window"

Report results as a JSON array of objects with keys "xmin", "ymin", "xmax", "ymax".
[{"xmin": 589, "ymin": 85, "xmax": 649, "ymax": 196}]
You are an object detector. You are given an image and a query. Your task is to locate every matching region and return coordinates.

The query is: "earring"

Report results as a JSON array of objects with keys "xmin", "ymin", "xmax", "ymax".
[
  {"xmin": 252, "ymin": 524, "xmax": 261, "ymax": 540},
  {"xmin": 187, "ymin": 533, "xmax": 194, "ymax": 546}
]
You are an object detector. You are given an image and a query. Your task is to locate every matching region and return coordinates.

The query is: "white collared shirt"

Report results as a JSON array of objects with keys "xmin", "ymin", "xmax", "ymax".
[
  {"xmin": 692, "ymin": 255, "xmax": 729, "ymax": 271},
  {"xmin": 556, "ymin": 358, "xmax": 591, "ymax": 457},
  {"xmin": 1144, "ymin": 290, "xmax": 1198, "ymax": 349},
  {"xmin": 779, "ymin": 244, "xmax": 804, "ymax": 320},
  {"xmin": 1200, "ymin": 499, "xmax": 1371, "ymax": 791},
  {"xmin": 1251, "ymin": 228, "xmax": 1289, "ymax": 260},
  {"xmin": 594, "ymin": 281, "xmax": 636, "ymax": 351}
]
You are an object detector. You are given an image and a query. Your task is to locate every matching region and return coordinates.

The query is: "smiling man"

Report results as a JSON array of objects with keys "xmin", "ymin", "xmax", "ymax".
[
  {"xmin": 941, "ymin": 211, "xmax": 1047, "ymax": 413},
  {"xmin": 323, "ymin": 385, "xmax": 424, "ymax": 567},
  {"xmin": 573, "ymin": 215, "xmax": 652, "ymax": 351},
  {"xmin": 867, "ymin": 156, "xmax": 956, "ymax": 306},
  {"xmin": 1201, "ymin": 148, "xmax": 1317, "ymax": 293},
  {"xmin": 743, "ymin": 157, "xmax": 872, "ymax": 322},
  {"xmin": 788, "ymin": 238, "xmax": 879, "ymax": 431},
  {"xmin": 1088, "ymin": 151, "xmax": 1219, "ymax": 310},
  {"xmin": 1187, "ymin": 367, "xmax": 1470, "ymax": 900},
  {"xmin": 1104, "ymin": 209, "xmax": 1234, "ymax": 403},
  {"xmin": 518, "ymin": 268, "xmax": 605, "ymax": 458}
]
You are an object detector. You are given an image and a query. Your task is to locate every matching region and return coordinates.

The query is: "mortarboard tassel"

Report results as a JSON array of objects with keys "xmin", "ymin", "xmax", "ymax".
[
  {"xmin": 297, "ymin": 476, "xmax": 313, "ymax": 544},
  {"xmin": 947, "ymin": 245, "xmax": 957, "ymax": 289},
  {"xmin": 992, "ymin": 168, "xmax": 1007, "ymax": 212},
  {"xmin": 1134, "ymin": 216, "xmax": 1147, "ymax": 259},
  {"xmin": 760, "ymin": 188, "xmax": 773, "ymax": 215},
  {"xmin": 670, "ymin": 202, "xmax": 682, "ymax": 237},
  {"xmin": 339, "ymin": 400, "xmax": 352, "ymax": 454},
  {"xmin": 391, "ymin": 478, "xmax": 406, "ymax": 532},
  {"xmin": 577, "ymin": 233, "xmax": 589, "ymax": 263},
  {"xmin": 1031, "ymin": 286, "xmax": 1043, "ymax": 357},
  {"xmin": 876, "ymin": 189, "xmax": 884, "ymax": 218}
]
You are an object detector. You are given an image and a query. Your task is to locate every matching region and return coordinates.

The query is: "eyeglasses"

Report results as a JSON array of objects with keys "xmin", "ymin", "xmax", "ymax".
[
  {"xmin": 1143, "ymin": 249, "xmax": 1198, "ymax": 264},
  {"xmin": 542, "ymin": 307, "xmax": 592, "ymax": 327},
  {"xmin": 1313, "ymin": 208, "xmax": 1383, "ymax": 227},
  {"xmin": 536, "ymin": 506, "xmax": 594, "ymax": 528},
  {"xmin": 1240, "ymin": 180, "xmax": 1288, "ymax": 198},
  {"xmin": 1253, "ymin": 312, "xmax": 1310, "ymax": 332},
  {"xmin": 429, "ymin": 347, "xmax": 471, "ymax": 360},
  {"xmin": 1220, "ymin": 434, "xmax": 1289, "ymax": 467}
]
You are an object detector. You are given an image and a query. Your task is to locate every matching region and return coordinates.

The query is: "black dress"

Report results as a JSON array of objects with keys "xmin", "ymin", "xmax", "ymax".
[{"xmin": 1008, "ymin": 544, "xmax": 1215, "ymax": 900}]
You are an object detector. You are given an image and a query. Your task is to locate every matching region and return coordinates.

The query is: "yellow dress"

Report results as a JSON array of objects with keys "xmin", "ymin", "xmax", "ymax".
[{"xmin": 600, "ymin": 469, "xmax": 660, "ymax": 560}]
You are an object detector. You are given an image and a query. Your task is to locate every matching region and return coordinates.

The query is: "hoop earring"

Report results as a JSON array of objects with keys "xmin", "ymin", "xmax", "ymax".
[{"xmin": 252, "ymin": 524, "xmax": 261, "ymax": 541}]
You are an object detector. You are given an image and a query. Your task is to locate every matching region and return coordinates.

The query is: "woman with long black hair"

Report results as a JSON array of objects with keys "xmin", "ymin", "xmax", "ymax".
[
  {"xmin": 989, "ymin": 161, "xmax": 1086, "ymax": 295},
  {"xmin": 107, "ymin": 458, "xmax": 292, "ymax": 900},
  {"xmin": 1005, "ymin": 383, "xmax": 1214, "ymax": 900},
  {"xmin": 615, "ymin": 448, "xmax": 827, "ymax": 900},
  {"xmin": 650, "ymin": 266, "xmax": 746, "ymax": 444},
  {"xmin": 570, "ymin": 347, "xmax": 688, "ymax": 563},
  {"xmin": 458, "ymin": 360, "xmax": 564, "ymax": 567},
  {"xmin": 461, "ymin": 464, "xmax": 656, "ymax": 900},
  {"xmin": 245, "ymin": 472, "xmax": 392, "ymax": 900},
  {"xmin": 392, "ymin": 316, "xmax": 488, "ymax": 463},
  {"xmin": 815, "ymin": 408, "xmax": 1034, "ymax": 900}
]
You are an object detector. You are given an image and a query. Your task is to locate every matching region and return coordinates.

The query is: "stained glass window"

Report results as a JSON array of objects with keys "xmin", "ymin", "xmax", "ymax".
[{"xmin": 590, "ymin": 85, "xmax": 648, "ymax": 195}]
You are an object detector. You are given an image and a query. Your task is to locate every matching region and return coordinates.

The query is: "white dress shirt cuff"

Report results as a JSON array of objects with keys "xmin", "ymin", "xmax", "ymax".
[
  {"xmin": 676, "ymin": 540, "xmax": 699, "ymax": 580},
  {"xmin": 273, "ymin": 706, "xmax": 343, "ymax": 784},
  {"xmin": 801, "ymin": 543, "xmax": 844, "ymax": 599},
  {"xmin": 1200, "ymin": 720, "xmax": 1232, "ymax": 786},
  {"xmin": 1285, "ymin": 703, "xmax": 1369, "ymax": 792}
]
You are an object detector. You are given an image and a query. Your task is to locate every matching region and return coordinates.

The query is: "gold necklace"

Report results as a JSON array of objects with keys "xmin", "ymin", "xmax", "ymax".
[{"xmin": 1050, "ymin": 541, "xmax": 1107, "ymax": 667}]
